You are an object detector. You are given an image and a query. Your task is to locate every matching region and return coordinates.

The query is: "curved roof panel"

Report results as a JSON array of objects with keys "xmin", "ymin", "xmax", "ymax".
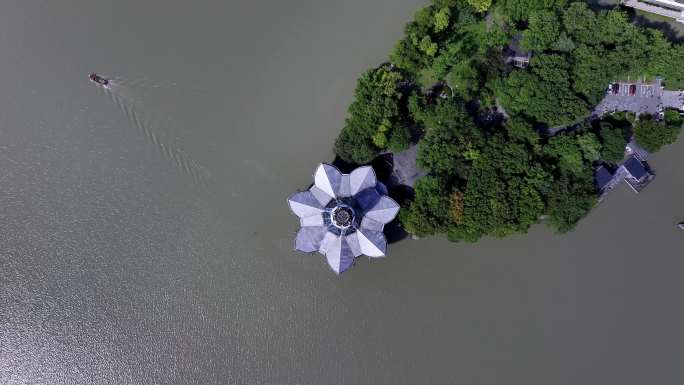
[
  {"xmin": 364, "ymin": 196, "xmax": 400, "ymax": 224},
  {"xmin": 314, "ymin": 164, "xmax": 342, "ymax": 198},
  {"xmin": 288, "ymin": 191, "xmax": 323, "ymax": 218}
]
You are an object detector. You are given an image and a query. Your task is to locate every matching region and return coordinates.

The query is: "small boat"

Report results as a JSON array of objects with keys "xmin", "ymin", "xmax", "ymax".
[
  {"xmin": 678, "ymin": 222, "xmax": 684, "ymax": 231},
  {"xmin": 89, "ymin": 73, "xmax": 109, "ymax": 86}
]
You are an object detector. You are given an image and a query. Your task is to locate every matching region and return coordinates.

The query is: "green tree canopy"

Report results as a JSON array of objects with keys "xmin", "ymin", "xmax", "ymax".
[
  {"xmin": 521, "ymin": 10, "xmax": 560, "ymax": 52},
  {"xmin": 502, "ymin": 0, "xmax": 567, "ymax": 22},
  {"xmin": 504, "ymin": 117, "xmax": 541, "ymax": 152},
  {"xmin": 496, "ymin": 70, "xmax": 587, "ymax": 126},
  {"xmin": 460, "ymin": 137, "xmax": 547, "ymax": 239},
  {"xmin": 334, "ymin": 66, "xmax": 405, "ymax": 164},
  {"xmin": 544, "ymin": 132, "xmax": 598, "ymax": 176},
  {"xmin": 562, "ymin": 2, "xmax": 597, "ymax": 45},
  {"xmin": 634, "ymin": 114, "xmax": 682, "ymax": 153},
  {"xmin": 400, "ymin": 176, "xmax": 454, "ymax": 236},
  {"xmin": 335, "ymin": 0, "xmax": 684, "ymax": 241},
  {"xmin": 466, "ymin": 0, "xmax": 492, "ymax": 13},
  {"xmin": 598, "ymin": 122, "xmax": 628, "ymax": 164},
  {"xmin": 434, "ymin": 7, "xmax": 451, "ymax": 32},
  {"xmin": 547, "ymin": 170, "xmax": 596, "ymax": 233},
  {"xmin": 416, "ymin": 98, "xmax": 483, "ymax": 176}
]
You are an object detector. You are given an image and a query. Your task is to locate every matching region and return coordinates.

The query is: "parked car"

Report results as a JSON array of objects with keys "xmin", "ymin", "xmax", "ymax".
[
  {"xmin": 612, "ymin": 83, "xmax": 619, "ymax": 95},
  {"xmin": 629, "ymin": 84, "xmax": 636, "ymax": 96}
]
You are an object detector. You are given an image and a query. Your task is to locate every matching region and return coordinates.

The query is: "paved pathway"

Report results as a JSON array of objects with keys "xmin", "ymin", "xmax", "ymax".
[{"xmin": 387, "ymin": 144, "xmax": 426, "ymax": 188}]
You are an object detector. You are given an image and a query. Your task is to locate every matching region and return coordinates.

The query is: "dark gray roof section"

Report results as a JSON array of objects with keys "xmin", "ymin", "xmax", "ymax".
[
  {"xmin": 353, "ymin": 188, "xmax": 381, "ymax": 215},
  {"xmin": 623, "ymin": 156, "xmax": 648, "ymax": 180},
  {"xmin": 595, "ymin": 166, "xmax": 614, "ymax": 191}
]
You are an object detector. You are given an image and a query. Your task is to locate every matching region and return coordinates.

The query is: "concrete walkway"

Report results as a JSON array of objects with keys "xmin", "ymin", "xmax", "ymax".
[{"xmin": 386, "ymin": 144, "xmax": 426, "ymax": 188}]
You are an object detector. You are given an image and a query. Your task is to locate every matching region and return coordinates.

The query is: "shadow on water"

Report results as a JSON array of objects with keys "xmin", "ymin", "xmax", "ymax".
[{"xmin": 95, "ymin": 78, "xmax": 213, "ymax": 188}]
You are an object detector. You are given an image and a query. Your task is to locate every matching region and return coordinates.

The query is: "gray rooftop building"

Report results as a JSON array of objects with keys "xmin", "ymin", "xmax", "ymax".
[
  {"xmin": 594, "ymin": 154, "xmax": 655, "ymax": 200},
  {"xmin": 595, "ymin": 165, "xmax": 614, "ymax": 193},
  {"xmin": 288, "ymin": 163, "xmax": 400, "ymax": 274}
]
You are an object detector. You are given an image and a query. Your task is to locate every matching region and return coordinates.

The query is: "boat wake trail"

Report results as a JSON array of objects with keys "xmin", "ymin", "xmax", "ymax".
[
  {"xmin": 108, "ymin": 75, "xmax": 178, "ymax": 89},
  {"xmin": 96, "ymin": 78, "xmax": 212, "ymax": 187}
]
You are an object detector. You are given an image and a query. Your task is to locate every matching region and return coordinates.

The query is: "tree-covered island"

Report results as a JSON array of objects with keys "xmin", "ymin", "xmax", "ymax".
[{"xmin": 333, "ymin": 0, "xmax": 684, "ymax": 241}]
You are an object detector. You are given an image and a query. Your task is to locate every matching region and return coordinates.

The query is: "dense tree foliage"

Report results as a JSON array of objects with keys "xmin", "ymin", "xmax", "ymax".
[
  {"xmin": 400, "ymin": 176, "xmax": 454, "ymax": 236},
  {"xmin": 547, "ymin": 170, "xmax": 597, "ymax": 233},
  {"xmin": 501, "ymin": 0, "xmax": 566, "ymax": 22},
  {"xmin": 466, "ymin": 0, "xmax": 492, "ymax": 12},
  {"xmin": 634, "ymin": 113, "xmax": 683, "ymax": 153},
  {"xmin": 333, "ymin": 0, "xmax": 684, "ymax": 242},
  {"xmin": 498, "ymin": 3, "xmax": 684, "ymax": 122},
  {"xmin": 496, "ymin": 54, "xmax": 588, "ymax": 126},
  {"xmin": 598, "ymin": 121, "xmax": 628, "ymax": 164},
  {"xmin": 415, "ymin": 98, "xmax": 484, "ymax": 176},
  {"xmin": 334, "ymin": 65, "xmax": 406, "ymax": 164},
  {"xmin": 521, "ymin": 11, "xmax": 560, "ymax": 52}
]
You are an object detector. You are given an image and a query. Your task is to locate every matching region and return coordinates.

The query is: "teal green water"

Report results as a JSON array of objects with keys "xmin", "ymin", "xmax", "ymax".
[{"xmin": 1, "ymin": 1, "xmax": 684, "ymax": 384}]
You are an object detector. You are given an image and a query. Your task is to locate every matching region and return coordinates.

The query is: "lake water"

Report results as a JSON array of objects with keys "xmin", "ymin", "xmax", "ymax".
[{"xmin": 1, "ymin": 1, "xmax": 683, "ymax": 384}]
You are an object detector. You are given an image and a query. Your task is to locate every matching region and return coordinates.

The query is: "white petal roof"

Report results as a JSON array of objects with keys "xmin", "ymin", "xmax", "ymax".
[
  {"xmin": 360, "ymin": 216, "xmax": 384, "ymax": 232},
  {"xmin": 314, "ymin": 164, "xmax": 341, "ymax": 198},
  {"xmin": 323, "ymin": 235, "xmax": 356, "ymax": 274},
  {"xmin": 364, "ymin": 196, "xmax": 400, "ymax": 224},
  {"xmin": 309, "ymin": 185, "xmax": 333, "ymax": 206},
  {"xmin": 349, "ymin": 166, "xmax": 377, "ymax": 196},
  {"xmin": 288, "ymin": 163, "xmax": 399, "ymax": 274},
  {"xmin": 288, "ymin": 191, "xmax": 323, "ymax": 218},
  {"xmin": 356, "ymin": 229, "xmax": 387, "ymax": 257},
  {"xmin": 300, "ymin": 214, "xmax": 324, "ymax": 227},
  {"xmin": 295, "ymin": 226, "xmax": 328, "ymax": 253}
]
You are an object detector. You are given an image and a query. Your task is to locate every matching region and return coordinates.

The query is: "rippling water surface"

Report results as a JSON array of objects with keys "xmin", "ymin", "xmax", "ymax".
[{"xmin": 1, "ymin": 1, "xmax": 684, "ymax": 384}]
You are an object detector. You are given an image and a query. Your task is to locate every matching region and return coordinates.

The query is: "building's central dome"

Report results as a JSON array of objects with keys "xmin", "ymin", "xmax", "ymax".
[
  {"xmin": 287, "ymin": 163, "xmax": 400, "ymax": 274},
  {"xmin": 331, "ymin": 205, "xmax": 354, "ymax": 228}
]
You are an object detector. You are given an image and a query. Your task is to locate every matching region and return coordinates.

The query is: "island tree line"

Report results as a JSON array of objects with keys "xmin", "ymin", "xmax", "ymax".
[{"xmin": 333, "ymin": 0, "xmax": 684, "ymax": 241}]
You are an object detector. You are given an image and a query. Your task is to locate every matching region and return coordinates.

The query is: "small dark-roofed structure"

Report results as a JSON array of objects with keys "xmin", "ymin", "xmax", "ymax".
[
  {"xmin": 504, "ymin": 34, "xmax": 531, "ymax": 69},
  {"xmin": 595, "ymin": 166, "xmax": 614, "ymax": 191},
  {"xmin": 623, "ymin": 156, "xmax": 648, "ymax": 180},
  {"xmin": 620, "ymin": 155, "xmax": 655, "ymax": 193},
  {"xmin": 594, "ymin": 164, "xmax": 624, "ymax": 201}
]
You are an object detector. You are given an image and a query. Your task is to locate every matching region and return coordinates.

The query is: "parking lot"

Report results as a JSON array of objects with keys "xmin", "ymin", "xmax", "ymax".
[{"xmin": 593, "ymin": 80, "xmax": 664, "ymax": 117}]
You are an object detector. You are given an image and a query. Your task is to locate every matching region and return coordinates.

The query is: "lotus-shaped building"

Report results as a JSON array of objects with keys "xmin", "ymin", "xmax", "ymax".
[{"xmin": 287, "ymin": 163, "xmax": 400, "ymax": 274}]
